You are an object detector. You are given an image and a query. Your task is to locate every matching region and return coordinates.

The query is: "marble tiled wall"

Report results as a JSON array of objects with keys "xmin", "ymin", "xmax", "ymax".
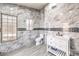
[
  {"xmin": 44, "ymin": 3, "xmax": 79, "ymax": 53},
  {"xmin": 0, "ymin": 3, "xmax": 41, "ymax": 52},
  {"xmin": 0, "ymin": 14, "xmax": 1, "ymax": 42},
  {"xmin": 44, "ymin": 3, "xmax": 79, "ymax": 28}
]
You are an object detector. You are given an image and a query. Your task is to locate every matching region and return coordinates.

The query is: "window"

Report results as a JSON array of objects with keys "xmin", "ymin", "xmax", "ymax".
[
  {"xmin": 26, "ymin": 19, "xmax": 33, "ymax": 30},
  {"xmin": 1, "ymin": 14, "xmax": 17, "ymax": 42}
]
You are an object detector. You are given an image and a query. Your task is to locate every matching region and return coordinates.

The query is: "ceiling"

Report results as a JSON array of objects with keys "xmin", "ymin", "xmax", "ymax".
[{"xmin": 16, "ymin": 3, "xmax": 48, "ymax": 10}]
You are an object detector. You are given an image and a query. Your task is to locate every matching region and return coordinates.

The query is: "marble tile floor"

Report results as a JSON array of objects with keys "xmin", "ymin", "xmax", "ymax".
[{"xmin": 0, "ymin": 44, "xmax": 54, "ymax": 56}]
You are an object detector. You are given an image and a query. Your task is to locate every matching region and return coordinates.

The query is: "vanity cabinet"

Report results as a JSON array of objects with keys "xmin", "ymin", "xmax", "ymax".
[{"xmin": 47, "ymin": 32, "xmax": 70, "ymax": 56}]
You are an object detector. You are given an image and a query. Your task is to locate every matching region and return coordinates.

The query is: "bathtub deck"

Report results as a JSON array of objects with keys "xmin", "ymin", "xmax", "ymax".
[{"xmin": 1, "ymin": 44, "xmax": 54, "ymax": 56}]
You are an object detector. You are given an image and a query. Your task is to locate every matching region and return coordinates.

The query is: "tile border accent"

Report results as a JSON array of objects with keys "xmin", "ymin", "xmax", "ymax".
[
  {"xmin": 69, "ymin": 27, "xmax": 79, "ymax": 32},
  {"xmin": 17, "ymin": 28, "xmax": 26, "ymax": 31},
  {"xmin": 33, "ymin": 28, "xmax": 63, "ymax": 31},
  {"xmin": 33, "ymin": 28, "xmax": 79, "ymax": 32}
]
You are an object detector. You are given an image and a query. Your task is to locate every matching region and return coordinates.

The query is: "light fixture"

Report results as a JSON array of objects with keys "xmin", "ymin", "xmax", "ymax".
[
  {"xmin": 52, "ymin": 5, "xmax": 56, "ymax": 9},
  {"xmin": 50, "ymin": 3, "xmax": 57, "ymax": 7},
  {"xmin": 49, "ymin": 3, "xmax": 57, "ymax": 9}
]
